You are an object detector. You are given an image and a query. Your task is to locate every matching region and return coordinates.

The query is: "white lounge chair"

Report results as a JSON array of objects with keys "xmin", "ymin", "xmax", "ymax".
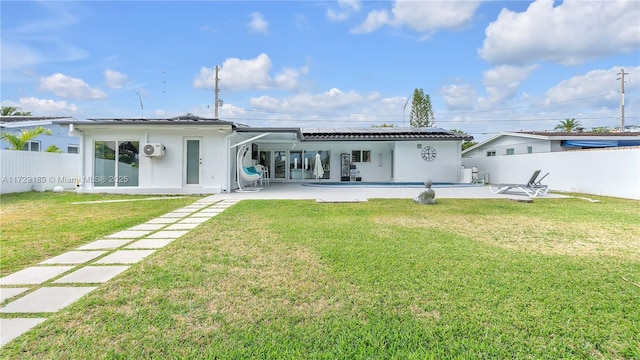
[{"xmin": 489, "ymin": 170, "xmax": 549, "ymax": 198}]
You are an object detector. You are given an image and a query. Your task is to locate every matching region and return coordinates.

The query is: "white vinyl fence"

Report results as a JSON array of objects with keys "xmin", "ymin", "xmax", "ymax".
[
  {"xmin": 462, "ymin": 147, "xmax": 640, "ymax": 200},
  {"xmin": 0, "ymin": 150, "xmax": 80, "ymax": 194}
]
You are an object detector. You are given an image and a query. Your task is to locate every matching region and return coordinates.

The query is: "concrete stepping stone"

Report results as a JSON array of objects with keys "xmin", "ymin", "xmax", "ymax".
[
  {"xmin": 146, "ymin": 230, "xmax": 188, "ymax": 239},
  {"xmin": 146, "ymin": 218, "xmax": 179, "ymax": 224},
  {"xmin": 177, "ymin": 217, "xmax": 210, "ymax": 224},
  {"xmin": 159, "ymin": 212, "xmax": 188, "ymax": 218},
  {"xmin": 0, "ymin": 287, "xmax": 96, "ymax": 313},
  {"xmin": 171, "ymin": 208, "xmax": 196, "ymax": 213},
  {"xmin": 54, "ymin": 266, "xmax": 130, "ymax": 284},
  {"xmin": 106, "ymin": 230, "xmax": 153, "ymax": 239},
  {"xmin": 77, "ymin": 239, "xmax": 131, "ymax": 250},
  {"xmin": 184, "ymin": 205, "xmax": 209, "ymax": 210},
  {"xmin": 128, "ymin": 223, "xmax": 166, "ymax": 231},
  {"xmin": 0, "ymin": 266, "xmax": 74, "ymax": 285},
  {"xmin": 189, "ymin": 212, "xmax": 217, "ymax": 218},
  {"xmin": 198, "ymin": 208, "xmax": 224, "ymax": 213},
  {"xmin": 163, "ymin": 223, "xmax": 199, "ymax": 230},
  {"xmin": 1, "ymin": 288, "xmax": 30, "ymax": 302},
  {"xmin": 125, "ymin": 239, "xmax": 174, "ymax": 249},
  {"xmin": 94, "ymin": 250, "xmax": 156, "ymax": 264},
  {"xmin": 0, "ymin": 318, "xmax": 47, "ymax": 347},
  {"xmin": 39, "ymin": 251, "xmax": 107, "ymax": 265}
]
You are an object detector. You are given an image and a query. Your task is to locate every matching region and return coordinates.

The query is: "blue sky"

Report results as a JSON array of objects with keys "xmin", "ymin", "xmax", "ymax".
[{"xmin": 1, "ymin": 0, "xmax": 639, "ymax": 141}]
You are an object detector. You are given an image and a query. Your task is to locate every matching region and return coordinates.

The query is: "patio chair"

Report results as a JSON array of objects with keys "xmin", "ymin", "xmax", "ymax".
[
  {"xmin": 489, "ymin": 170, "xmax": 549, "ymax": 198},
  {"xmin": 255, "ymin": 164, "xmax": 269, "ymax": 186}
]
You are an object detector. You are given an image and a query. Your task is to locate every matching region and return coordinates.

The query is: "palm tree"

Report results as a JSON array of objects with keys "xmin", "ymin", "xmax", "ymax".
[
  {"xmin": 1, "ymin": 106, "xmax": 32, "ymax": 116},
  {"xmin": 0, "ymin": 127, "xmax": 52, "ymax": 150},
  {"xmin": 554, "ymin": 118, "xmax": 582, "ymax": 132},
  {"xmin": 45, "ymin": 144, "xmax": 62, "ymax": 153}
]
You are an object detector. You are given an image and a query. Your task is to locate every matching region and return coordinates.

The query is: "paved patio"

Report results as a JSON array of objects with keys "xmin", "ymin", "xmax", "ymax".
[
  {"xmin": 208, "ymin": 182, "xmax": 568, "ymax": 202},
  {"xmin": 1, "ymin": 184, "xmax": 567, "ymax": 347}
]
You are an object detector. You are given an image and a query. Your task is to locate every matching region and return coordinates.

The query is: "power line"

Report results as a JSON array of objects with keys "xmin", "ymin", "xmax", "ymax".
[{"xmin": 225, "ymin": 92, "xmax": 615, "ymax": 119}]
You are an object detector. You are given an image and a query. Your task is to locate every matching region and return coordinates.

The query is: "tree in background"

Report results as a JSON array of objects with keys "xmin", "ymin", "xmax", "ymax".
[
  {"xmin": 0, "ymin": 127, "xmax": 52, "ymax": 150},
  {"xmin": 409, "ymin": 88, "xmax": 434, "ymax": 128},
  {"xmin": 554, "ymin": 118, "xmax": 582, "ymax": 132},
  {"xmin": 1, "ymin": 106, "xmax": 32, "ymax": 116},
  {"xmin": 449, "ymin": 129, "xmax": 477, "ymax": 150},
  {"xmin": 45, "ymin": 144, "xmax": 62, "ymax": 153}
]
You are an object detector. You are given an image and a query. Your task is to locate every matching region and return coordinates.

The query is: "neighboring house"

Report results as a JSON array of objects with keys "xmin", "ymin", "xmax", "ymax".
[
  {"xmin": 0, "ymin": 116, "xmax": 79, "ymax": 153},
  {"xmin": 461, "ymin": 131, "xmax": 640, "ymax": 200},
  {"xmin": 462, "ymin": 131, "xmax": 640, "ymax": 159},
  {"xmin": 57, "ymin": 115, "xmax": 472, "ymax": 194}
]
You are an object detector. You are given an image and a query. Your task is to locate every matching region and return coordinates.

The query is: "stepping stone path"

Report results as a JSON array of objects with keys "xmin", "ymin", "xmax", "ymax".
[{"xmin": 0, "ymin": 198, "xmax": 238, "ymax": 347}]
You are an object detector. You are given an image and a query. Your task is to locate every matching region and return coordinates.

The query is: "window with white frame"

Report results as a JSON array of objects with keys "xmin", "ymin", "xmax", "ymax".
[
  {"xmin": 22, "ymin": 141, "xmax": 40, "ymax": 152},
  {"xmin": 506, "ymin": 148, "xmax": 515, "ymax": 155},
  {"xmin": 527, "ymin": 146, "xmax": 533, "ymax": 154},
  {"xmin": 486, "ymin": 150, "xmax": 496, "ymax": 157},
  {"xmin": 68, "ymin": 146, "xmax": 79, "ymax": 154}
]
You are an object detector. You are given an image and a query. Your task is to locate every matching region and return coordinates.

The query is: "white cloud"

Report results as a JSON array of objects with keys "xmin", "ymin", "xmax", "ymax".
[
  {"xmin": 251, "ymin": 88, "xmax": 380, "ymax": 112},
  {"xmin": 248, "ymin": 12, "xmax": 269, "ymax": 34},
  {"xmin": 6, "ymin": 97, "xmax": 79, "ymax": 115},
  {"xmin": 351, "ymin": 0, "xmax": 481, "ymax": 34},
  {"xmin": 39, "ymin": 73, "xmax": 106, "ymax": 99},
  {"xmin": 351, "ymin": 10, "xmax": 390, "ymax": 34},
  {"xmin": 478, "ymin": 65, "xmax": 539, "ymax": 107},
  {"xmin": 104, "ymin": 69, "xmax": 127, "ymax": 89},
  {"xmin": 479, "ymin": 0, "xmax": 640, "ymax": 65},
  {"xmin": 441, "ymin": 84, "xmax": 478, "ymax": 110},
  {"xmin": 194, "ymin": 53, "xmax": 308, "ymax": 91},
  {"xmin": 327, "ymin": 0, "xmax": 361, "ymax": 22},
  {"xmin": 545, "ymin": 66, "xmax": 640, "ymax": 108}
]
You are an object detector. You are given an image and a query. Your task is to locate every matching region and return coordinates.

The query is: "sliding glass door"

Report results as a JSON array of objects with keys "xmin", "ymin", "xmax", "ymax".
[
  {"xmin": 94, "ymin": 140, "xmax": 139, "ymax": 187},
  {"xmin": 259, "ymin": 149, "xmax": 331, "ymax": 181}
]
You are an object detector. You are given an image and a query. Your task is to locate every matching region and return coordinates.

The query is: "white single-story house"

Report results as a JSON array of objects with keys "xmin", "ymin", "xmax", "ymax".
[
  {"xmin": 462, "ymin": 131, "xmax": 640, "ymax": 159},
  {"xmin": 1, "ymin": 116, "xmax": 79, "ymax": 153},
  {"xmin": 57, "ymin": 115, "xmax": 473, "ymax": 194}
]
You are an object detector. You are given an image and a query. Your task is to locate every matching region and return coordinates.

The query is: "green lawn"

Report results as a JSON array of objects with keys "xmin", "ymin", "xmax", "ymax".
[
  {"xmin": 0, "ymin": 192, "xmax": 201, "ymax": 275},
  {"xmin": 1, "ymin": 195, "xmax": 639, "ymax": 358}
]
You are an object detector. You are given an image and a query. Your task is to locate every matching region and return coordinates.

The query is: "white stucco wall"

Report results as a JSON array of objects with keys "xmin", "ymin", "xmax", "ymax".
[
  {"xmin": 393, "ymin": 141, "xmax": 462, "ymax": 182},
  {"xmin": 253, "ymin": 140, "xmax": 463, "ymax": 183},
  {"xmin": 77, "ymin": 126, "xmax": 230, "ymax": 194},
  {"xmin": 255, "ymin": 141, "xmax": 396, "ymax": 182},
  {"xmin": 462, "ymin": 147, "xmax": 640, "ymax": 200}
]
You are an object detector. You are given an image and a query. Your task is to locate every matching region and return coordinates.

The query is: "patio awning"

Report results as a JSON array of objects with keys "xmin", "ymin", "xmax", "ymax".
[{"xmin": 562, "ymin": 140, "xmax": 640, "ymax": 148}]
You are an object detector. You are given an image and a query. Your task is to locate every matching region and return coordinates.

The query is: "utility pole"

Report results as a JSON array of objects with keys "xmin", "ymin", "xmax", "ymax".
[
  {"xmin": 214, "ymin": 65, "xmax": 220, "ymax": 119},
  {"xmin": 617, "ymin": 67, "xmax": 628, "ymax": 132}
]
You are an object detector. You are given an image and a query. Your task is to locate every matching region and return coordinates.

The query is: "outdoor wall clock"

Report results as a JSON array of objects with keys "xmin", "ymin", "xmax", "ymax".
[{"xmin": 421, "ymin": 146, "xmax": 437, "ymax": 161}]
